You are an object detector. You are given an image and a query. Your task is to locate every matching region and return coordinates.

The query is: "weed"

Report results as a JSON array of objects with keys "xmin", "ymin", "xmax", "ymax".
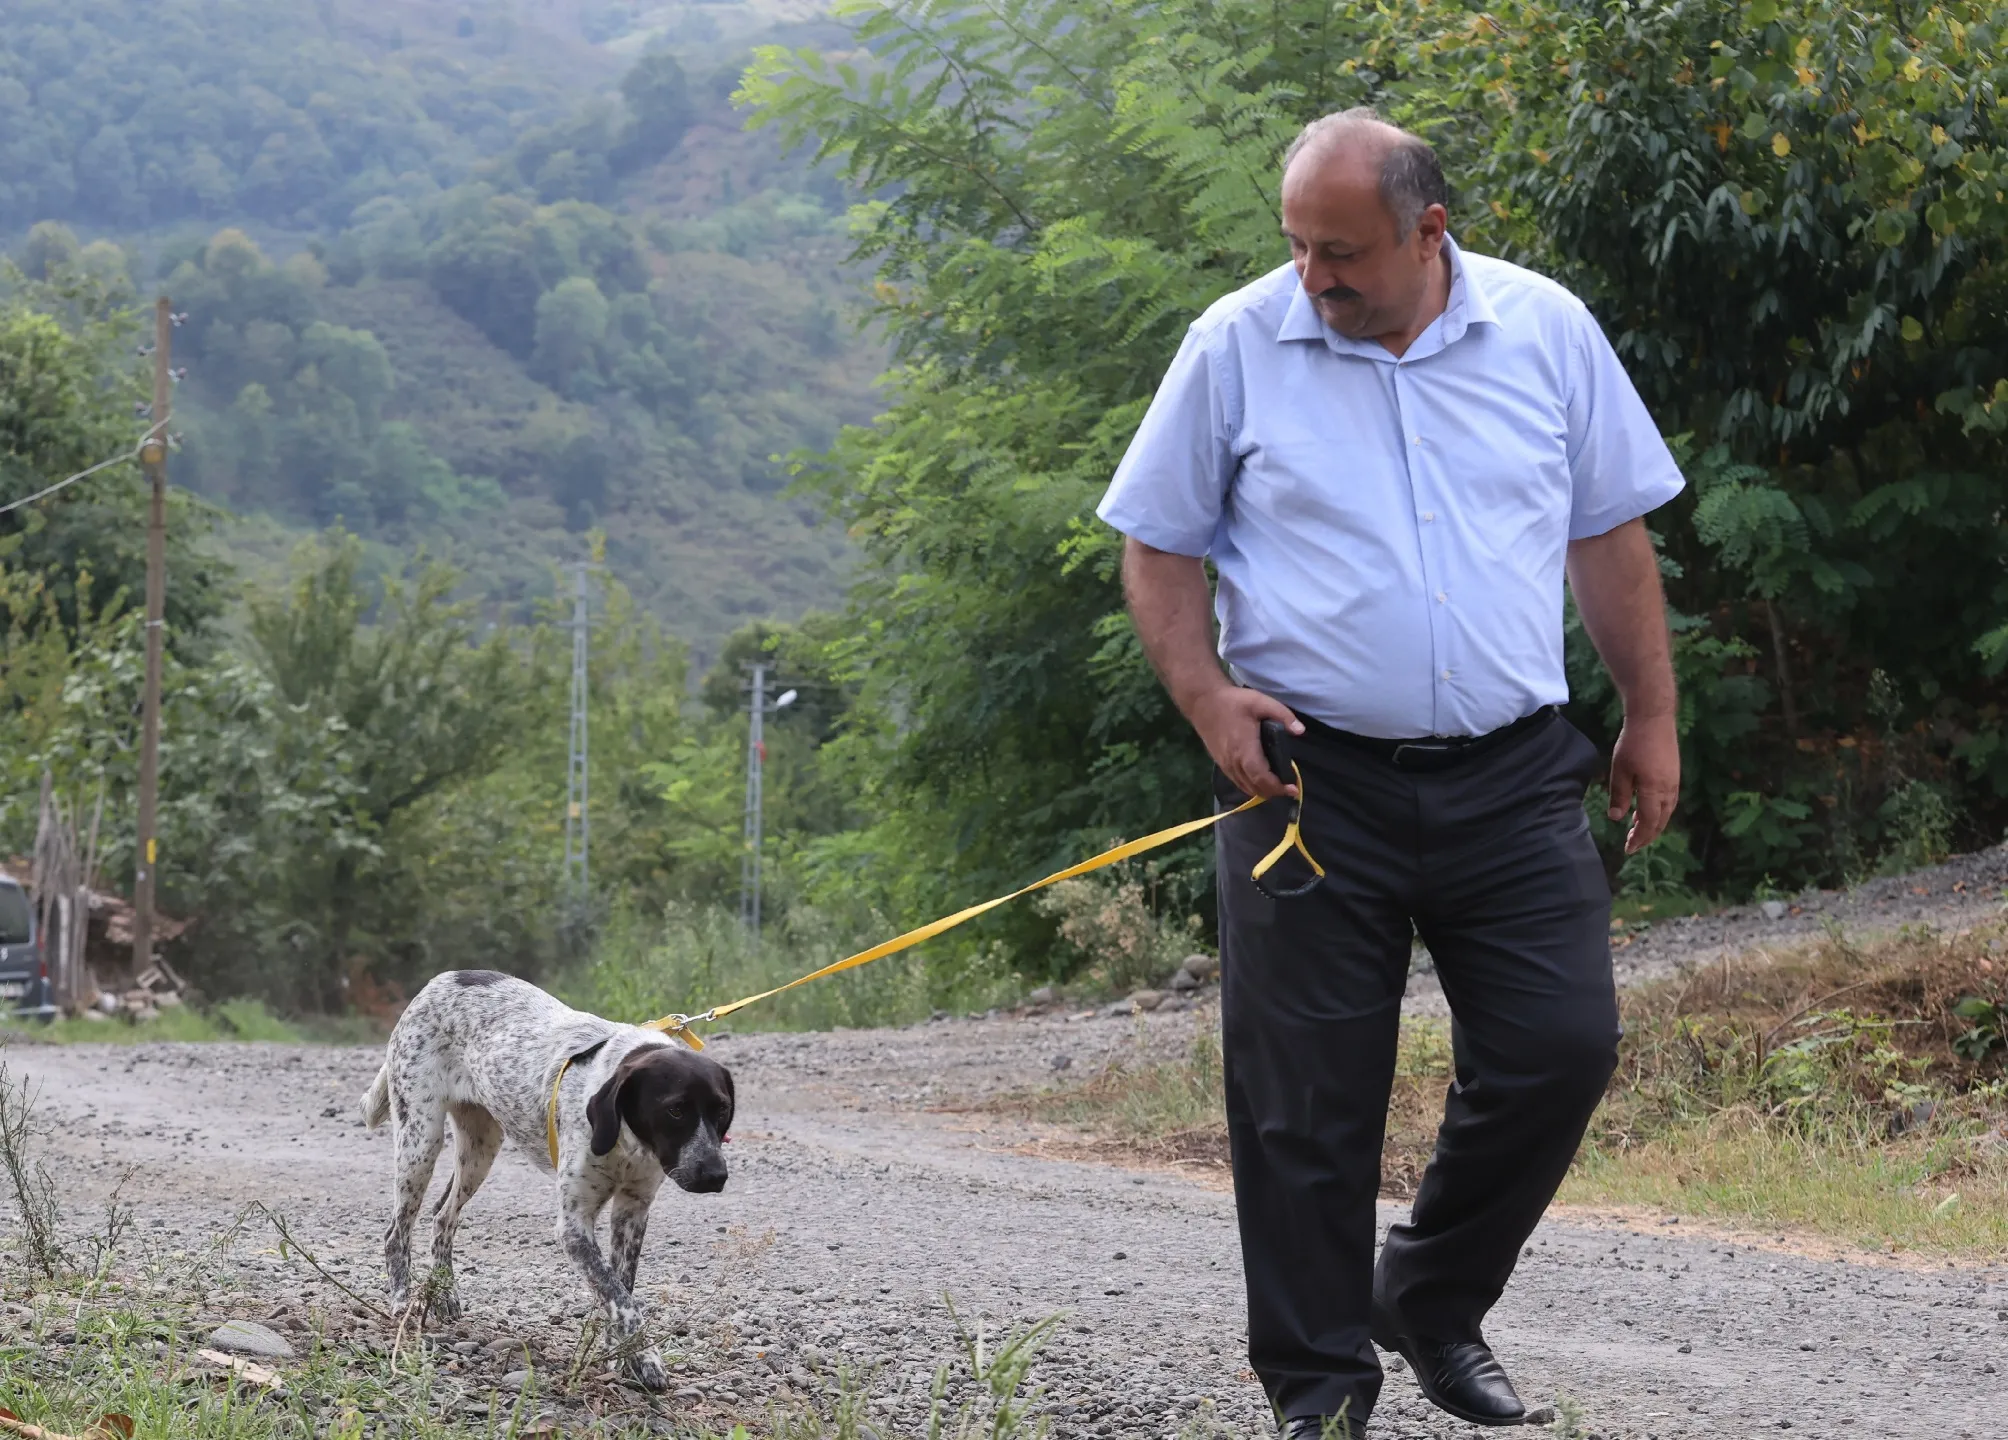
[
  {"xmin": 0, "ymin": 1062, "xmax": 66, "ymax": 1276},
  {"xmin": 1880, "ymin": 779, "xmax": 1957, "ymax": 875},
  {"xmin": 1552, "ymin": 1394, "xmax": 1588, "ymax": 1439},
  {"xmin": 1953, "ymin": 995, "xmax": 2004, "ymax": 1062}
]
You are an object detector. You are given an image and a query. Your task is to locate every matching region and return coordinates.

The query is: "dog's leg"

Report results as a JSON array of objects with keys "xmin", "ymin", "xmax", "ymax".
[
  {"xmin": 384, "ymin": 1085, "xmax": 446, "ymax": 1313},
  {"xmin": 556, "ymin": 1189, "xmax": 668, "ymax": 1391},
  {"xmin": 607, "ymin": 1189, "xmax": 651, "ymax": 1294},
  {"xmin": 425, "ymin": 1103, "xmax": 502, "ymax": 1322}
]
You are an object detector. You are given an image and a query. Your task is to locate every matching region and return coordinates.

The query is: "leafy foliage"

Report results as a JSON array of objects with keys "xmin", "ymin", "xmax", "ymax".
[{"xmin": 744, "ymin": 0, "xmax": 2008, "ymax": 924}]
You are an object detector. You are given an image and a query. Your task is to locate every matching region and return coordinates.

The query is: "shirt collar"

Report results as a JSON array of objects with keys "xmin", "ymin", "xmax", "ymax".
[{"xmin": 1275, "ymin": 234, "xmax": 1497, "ymax": 354}]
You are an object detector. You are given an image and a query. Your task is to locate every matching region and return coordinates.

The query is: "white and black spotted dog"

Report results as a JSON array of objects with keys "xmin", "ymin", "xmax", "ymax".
[{"xmin": 360, "ymin": 970, "xmax": 734, "ymax": 1388}]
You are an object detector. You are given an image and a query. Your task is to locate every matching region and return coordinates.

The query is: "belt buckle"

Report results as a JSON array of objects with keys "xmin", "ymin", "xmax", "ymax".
[{"xmin": 1390, "ymin": 741, "xmax": 1453, "ymax": 770}]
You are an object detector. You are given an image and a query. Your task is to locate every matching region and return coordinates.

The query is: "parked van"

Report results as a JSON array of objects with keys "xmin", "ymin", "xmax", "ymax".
[{"xmin": 0, "ymin": 876, "xmax": 57, "ymax": 1022}]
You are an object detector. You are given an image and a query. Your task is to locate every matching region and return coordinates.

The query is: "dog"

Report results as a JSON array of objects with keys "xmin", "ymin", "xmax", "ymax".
[{"xmin": 360, "ymin": 970, "xmax": 734, "ymax": 1387}]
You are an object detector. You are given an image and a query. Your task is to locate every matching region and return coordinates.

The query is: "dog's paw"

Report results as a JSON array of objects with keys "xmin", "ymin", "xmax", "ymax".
[
  {"xmin": 429, "ymin": 1288, "xmax": 464, "ymax": 1323},
  {"xmin": 630, "ymin": 1350, "xmax": 671, "ymax": 1392}
]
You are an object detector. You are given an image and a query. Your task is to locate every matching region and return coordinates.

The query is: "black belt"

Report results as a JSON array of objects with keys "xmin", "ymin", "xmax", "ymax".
[{"xmin": 1294, "ymin": 705, "xmax": 1559, "ymax": 773}]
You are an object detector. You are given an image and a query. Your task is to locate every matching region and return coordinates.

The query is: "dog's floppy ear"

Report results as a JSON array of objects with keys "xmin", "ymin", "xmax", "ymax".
[{"xmin": 586, "ymin": 1054, "xmax": 642, "ymax": 1157}]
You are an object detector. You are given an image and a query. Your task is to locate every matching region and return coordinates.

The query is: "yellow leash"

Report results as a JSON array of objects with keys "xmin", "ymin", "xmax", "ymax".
[{"xmin": 546, "ymin": 763, "xmax": 1323, "ymax": 1165}]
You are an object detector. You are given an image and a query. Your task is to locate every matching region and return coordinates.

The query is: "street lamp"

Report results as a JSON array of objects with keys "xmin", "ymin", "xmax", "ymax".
[{"xmin": 739, "ymin": 664, "xmax": 797, "ymax": 933}]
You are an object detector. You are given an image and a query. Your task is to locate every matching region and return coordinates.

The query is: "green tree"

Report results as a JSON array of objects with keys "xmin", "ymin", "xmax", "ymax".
[
  {"xmin": 615, "ymin": 51, "xmax": 695, "ymax": 172},
  {"xmin": 244, "ymin": 533, "xmax": 552, "ymax": 1005},
  {"xmin": 741, "ymin": 0, "xmax": 1370, "ymax": 931},
  {"xmin": 533, "ymin": 275, "xmax": 611, "ymax": 394},
  {"xmin": 1371, "ymin": 0, "xmax": 2008, "ymax": 887}
]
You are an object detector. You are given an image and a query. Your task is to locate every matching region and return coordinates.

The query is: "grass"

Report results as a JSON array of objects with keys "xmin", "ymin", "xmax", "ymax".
[
  {"xmin": 0, "ymin": 1000, "xmax": 378, "ymax": 1048},
  {"xmin": 1560, "ymin": 1123, "xmax": 2008, "ymax": 1254},
  {"xmin": 0, "ymin": 1255, "xmax": 1255, "ymax": 1440},
  {"xmin": 1012, "ymin": 922, "xmax": 2008, "ymax": 1258},
  {"xmin": 558, "ymin": 901, "xmax": 1024, "ymax": 1037}
]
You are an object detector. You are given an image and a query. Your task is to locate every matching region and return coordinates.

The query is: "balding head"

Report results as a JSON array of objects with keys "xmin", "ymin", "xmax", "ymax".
[
  {"xmin": 1282, "ymin": 108, "xmax": 1448, "ymax": 241},
  {"xmin": 1278, "ymin": 107, "xmax": 1453, "ymax": 350}
]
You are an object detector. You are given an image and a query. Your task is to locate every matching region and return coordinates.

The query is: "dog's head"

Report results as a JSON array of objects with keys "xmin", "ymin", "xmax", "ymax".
[{"xmin": 585, "ymin": 1046, "xmax": 735, "ymax": 1193}]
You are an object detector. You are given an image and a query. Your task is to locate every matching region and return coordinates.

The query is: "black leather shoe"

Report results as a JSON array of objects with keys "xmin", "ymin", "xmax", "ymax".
[
  {"xmin": 1280, "ymin": 1415, "xmax": 1363, "ymax": 1440},
  {"xmin": 1371, "ymin": 1301, "xmax": 1526, "ymax": 1426}
]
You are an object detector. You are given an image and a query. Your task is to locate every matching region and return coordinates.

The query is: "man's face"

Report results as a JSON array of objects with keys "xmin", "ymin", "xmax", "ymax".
[{"xmin": 1280, "ymin": 148, "xmax": 1446, "ymax": 341}]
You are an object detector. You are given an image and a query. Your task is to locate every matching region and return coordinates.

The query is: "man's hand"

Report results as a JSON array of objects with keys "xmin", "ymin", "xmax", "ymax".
[
  {"xmin": 1190, "ymin": 686, "xmax": 1304, "ymax": 799},
  {"xmin": 1120, "ymin": 538, "xmax": 1304, "ymax": 798},
  {"xmin": 1568, "ymin": 518, "xmax": 1682, "ymax": 854},
  {"xmin": 1608, "ymin": 710, "xmax": 1679, "ymax": 853}
]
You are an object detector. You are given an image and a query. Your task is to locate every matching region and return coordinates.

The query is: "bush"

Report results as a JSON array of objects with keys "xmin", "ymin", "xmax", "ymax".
[{"xmin": 1032, "ymin": 866, "xmax": 1207, "ymax": 997}]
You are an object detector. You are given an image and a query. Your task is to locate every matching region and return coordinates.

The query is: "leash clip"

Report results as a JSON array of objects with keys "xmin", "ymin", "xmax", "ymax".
[{"xmin": 648, "ymin": 1009, "xmax": 716, "ymax": 1051}]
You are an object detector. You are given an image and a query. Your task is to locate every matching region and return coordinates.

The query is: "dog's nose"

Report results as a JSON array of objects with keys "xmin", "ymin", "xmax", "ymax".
[{"xmin": 688, "ymin": 1162, "xmax": 727, "ymax": 1194}]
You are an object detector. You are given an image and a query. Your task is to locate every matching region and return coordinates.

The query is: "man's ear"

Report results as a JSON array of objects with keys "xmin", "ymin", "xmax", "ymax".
[{"xmin": 586, "ymin": 1063, "xmax": 632, "ymax": 1157}]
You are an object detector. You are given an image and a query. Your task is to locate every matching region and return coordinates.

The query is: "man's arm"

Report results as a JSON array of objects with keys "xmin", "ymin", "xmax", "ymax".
[
  {"xmin": 1565, "ymin": 518, "xmax": 1679, "ymax": 853},
  {"xmin": 1122, "ymin": 537, "xmax": 1303, "ymax": 799}
]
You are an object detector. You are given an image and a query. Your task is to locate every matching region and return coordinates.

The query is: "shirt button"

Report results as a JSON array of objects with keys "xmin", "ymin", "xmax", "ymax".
[
  {"xmin": 1420, "ymin": 511, "xmax": 1436, "ymax": 522},
  {"xmin": 1436, "ymin": 591, "xmax": 1447, "ymax": 604},
  {"xmin": 1441, "ymin": 668, "xmax": 1453, "ymax": 680},
  {"xmin": 1411, "ymin": 436, "xmax": 1422, "ymax": 446}
]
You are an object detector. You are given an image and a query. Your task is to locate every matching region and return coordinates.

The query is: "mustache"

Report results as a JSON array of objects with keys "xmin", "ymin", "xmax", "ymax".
[{"xmin": 1315, "ymin": 286, "xmax": 1362, "ymax": 304}]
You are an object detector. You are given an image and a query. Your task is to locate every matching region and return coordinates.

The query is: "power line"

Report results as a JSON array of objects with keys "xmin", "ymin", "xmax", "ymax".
[{"xmin": 0, "ymin": 419, "xmax": 167, "ymax": 517}]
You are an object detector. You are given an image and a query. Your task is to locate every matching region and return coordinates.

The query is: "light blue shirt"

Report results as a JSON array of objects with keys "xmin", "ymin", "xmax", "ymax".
[{"xmin": 1097, "ymin": 237, "xmax": 1685, "ymax": 739}]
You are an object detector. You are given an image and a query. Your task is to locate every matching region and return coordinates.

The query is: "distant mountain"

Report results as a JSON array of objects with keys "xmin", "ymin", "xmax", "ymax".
[{"xmin": 2, "ymin": 0, "xmax": 875, "ymax": 654}]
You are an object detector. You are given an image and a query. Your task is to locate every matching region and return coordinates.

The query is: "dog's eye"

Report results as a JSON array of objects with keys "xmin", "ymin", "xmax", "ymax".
[{"xmin": 665, "ymin": 1104, "xmax": 685, "ymax": 1121}]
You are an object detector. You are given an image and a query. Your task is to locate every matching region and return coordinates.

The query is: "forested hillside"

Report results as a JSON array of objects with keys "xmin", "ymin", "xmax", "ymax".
[
  {"xmin": 9, "ymin": 0, "xmax": 2008, "ymax": 1022},
  {"xmin": 2, "ymin": 0, "xmax": 875, "ymax": 644}
]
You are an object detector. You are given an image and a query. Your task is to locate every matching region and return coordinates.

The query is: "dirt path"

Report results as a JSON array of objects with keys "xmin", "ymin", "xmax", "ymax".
[{"xmin": 6, "ymin": 1018, "xmax": 2004, "ymax": 1440}]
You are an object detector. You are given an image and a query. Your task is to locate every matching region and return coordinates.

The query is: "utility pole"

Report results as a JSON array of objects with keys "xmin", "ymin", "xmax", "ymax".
[
  {"xmin": 131, "ymin": 297, "xmax": 171, "ymax": 973},
  {"xmin": 739, "ymin": 662, "xmax": 767, "ymax": 934},
  {"xmin": 563, "ymin": 562, "xmax": 591, "ymax": 913},
  {"xmin": 739, "ymin": 662, "xmax": 797, "ymax": 935}
]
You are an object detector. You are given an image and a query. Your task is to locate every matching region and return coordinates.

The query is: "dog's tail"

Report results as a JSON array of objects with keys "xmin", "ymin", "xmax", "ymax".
[{"xmin": 360, "ymin": 1064, "xmax": 393, "ymax": 1130}]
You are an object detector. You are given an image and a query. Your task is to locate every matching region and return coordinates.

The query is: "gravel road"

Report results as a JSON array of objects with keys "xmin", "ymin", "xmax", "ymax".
[
  {"xmin": 5, "ymin": 1010, "xmax": 2005, "ymax": 1440},
  {"xmin": 7, "ymin": 849, "xmax": 2008, "ymax": 1437}
]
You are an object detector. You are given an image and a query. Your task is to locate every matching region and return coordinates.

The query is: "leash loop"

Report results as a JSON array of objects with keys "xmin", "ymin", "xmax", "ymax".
[{"xmin": 1248, "ymin": 760, "xmax": 1326, "ymax": 900}]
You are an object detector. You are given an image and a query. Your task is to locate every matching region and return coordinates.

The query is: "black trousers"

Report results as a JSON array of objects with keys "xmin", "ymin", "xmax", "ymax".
[{"xmin": 1215, "ymin": 710, "xmax": 1619, "ymax": 1427}]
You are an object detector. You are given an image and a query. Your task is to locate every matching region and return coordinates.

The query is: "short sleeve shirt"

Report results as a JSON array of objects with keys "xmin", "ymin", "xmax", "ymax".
[{"xmin": 1095, "ymin": 237, "xmax": 1685, "ymax": 738}]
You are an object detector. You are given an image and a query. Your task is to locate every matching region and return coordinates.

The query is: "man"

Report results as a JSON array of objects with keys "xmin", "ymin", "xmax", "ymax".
[{"xmin": 1096, "ymin": 109, "xmax": 1683, "ymax": 1435}]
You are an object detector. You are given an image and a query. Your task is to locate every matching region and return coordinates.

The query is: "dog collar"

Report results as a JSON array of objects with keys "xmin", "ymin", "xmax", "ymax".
[{"xmin": 545, "ymin": 1038, "xmax": 610, "ymax": 1167}]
